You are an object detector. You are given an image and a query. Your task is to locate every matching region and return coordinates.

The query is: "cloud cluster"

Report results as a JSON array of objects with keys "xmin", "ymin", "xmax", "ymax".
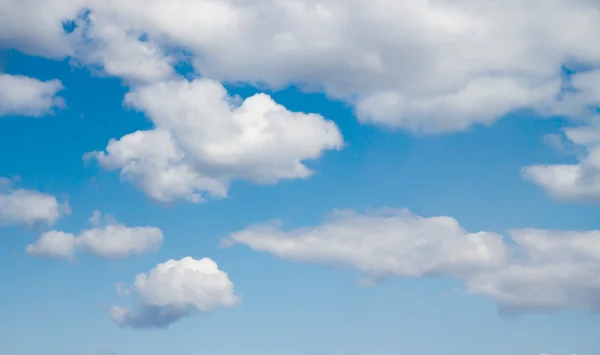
[
  {"xmin": 4, "ymin": 2, "xmax": 600, "ymax": 130},
  {"xmin": 0, "ymin": 179, "xmax": 69, "ymax": 227},
  {"xmin": 3, "ymin": 0, "xmax": 600, "ymax": 334},
  {"xmin": 5, "ymin": 0, "xmax": 600, "ymax": 200},
  {"xmin": 224, "ymin": 208, "xmax": 600, "ymax": 313},
  {"xmin": 26, "ymin": 211, "xmax": 163, "ymax": 259},
  {"xmin": 0, "ymin": 74, "xmax": 64, "ymax": 117},
  {"xmin": 88, "ymin": 78, "xmax": 343, "ymax": 202},
  {"xmin": 110, "ymin": 257, "xmax": 239, "ymax": 328},
  {"xmin": 27, "ymin": 0, "xmax": 600, "ymax": 132}
]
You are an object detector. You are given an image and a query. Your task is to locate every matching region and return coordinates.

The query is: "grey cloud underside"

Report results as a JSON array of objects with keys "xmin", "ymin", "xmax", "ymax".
[{"xmin": 110, "ymin": 305, "xmax": 191, "ymax": 329}]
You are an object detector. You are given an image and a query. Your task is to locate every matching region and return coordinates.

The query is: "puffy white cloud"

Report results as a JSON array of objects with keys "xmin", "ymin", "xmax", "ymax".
[
  {"xmin": 89, "ymin": 78, "xmax": 343, "ymax": 202},
  {"xmin": 67, "ymin": 0, "xmax": 600, "ymax": 132},
  {"xmin": 0, "ymin": 181, "xmax": 69, "ymax": 227},
  {"xmin": 69, "ymin": 11, "xmax": 175, "ymax": 84},
  {"xmin": 110, "ymin": 257, "xmax": 239, "ymax": 328},
  {"xmin": 521, "ymin": 151, "xmax": 600, "ymax": 202},
  {"xmin": 224, "ymin": 208, "xmax": 600, "ymax": 313},
  {"xmin": 26, "ymin": 211, "xmax": 163, "ymax": 259},
  {"xmin": 26, "ymin": 231, "xmax": 75, "ymax": 259},
  {"xmin": 5, "ymin": 0, "xmax": 600, "ymax": 131},
  {"xmin": 0, "ymin": 74, "xmax": 64, "ymax": 117},
  {"xmin": 355, "ymin": 76, "xmax": 561, "ymax": 133}
]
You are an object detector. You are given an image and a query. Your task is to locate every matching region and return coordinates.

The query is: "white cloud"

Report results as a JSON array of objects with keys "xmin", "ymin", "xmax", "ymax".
[
  {"xmin": 26, "ymin": 211, "xmax": 163, "ymax": 259},
  {"xmin": 5, "ymin": 0, "xmax": 600, "ymax": 131},
  {"xmin": 66, "ymin": 0, "xmax": 600, "ymax": 132},
  {"xmin": 224, "ymin": 209, "xmax": 507, "ymax": 278},
  {"xmin": 468, "ymin": 229, "xmax": 600, "ymax": 312},
  {"xmin": 7, "ymin": 0, "xmax": 600, "ymax": 200},
  {"xmin": 0, "ymin": 0, "xmax": 85, "ymax": 58},
  {"xmin": 89, "ymin": 78, "xmax": 343, "ymax": 202},
  {"xmin": 110, "ymin": 257, "xmax": 239, "ymax": 328},
  {"xmin": 75, "ymin": 224, "xmax": 163, "ymax": 259},
  {"xmin": 0, "ymin": 74, "xmax": 64, "ymax": 117},
  {"xmin": 0, "ymin": 182, "xmax": 69, "ymax": 227},
  {"xmin": 223, "ymin": 208, "xmax": 600, "ymax": 313},
  {"xmin": 26, "ymin": 231, "xmax": 75, "ymax": 259},
  {"xmin": 69, "ymin": 11, "xmax": 175, "ymax": 84}
]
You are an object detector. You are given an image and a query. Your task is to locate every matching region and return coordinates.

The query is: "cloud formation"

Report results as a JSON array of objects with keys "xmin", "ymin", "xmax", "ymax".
[
  {"xmin": 4, "ymin": 0, "xmax": 600, "ymax": 132},
  {"xmin": 224, "ymin": 208, "xmax": 600, "ymax": 313},
  {"xmin": 0, "ymin": 74, "xmax": 64, "ymax": 117},
  {"xmin": 110, "ymin": 257, "xmax": 239, "ymax": 328},
  {"xmin": 0, "ymin": 180, "xmax": 69, "ymax": 227},
  {"xmin": 88, "ymin": 78, "xmax": 343, "ymax": 202},
  {"xmin": 26, "ymin": 211, "xmax": 163, "ymax": 259},
  {"xmin": 6, "ymin": 0, "xmax": 600, "ymax": 200}
]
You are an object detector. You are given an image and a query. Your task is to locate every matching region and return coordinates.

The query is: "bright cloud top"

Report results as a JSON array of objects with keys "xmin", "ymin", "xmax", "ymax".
[
  {"xmin": 26, "ymin": 211, "xmax": 163, "ymax": 259},
  {"xmin": 0, "ymin": 74, "xmax": 64, "ymax": 117},
  {"xmin": 224, "ymin": 208, "xmax": 600, "ymax": 313},
  {"xmin": 0, "ymin": 179, "xmax": 69, "ymax": 227},
  {"xmin": 110, "ymin": 257, "xmax": 239, "ymax": 328},
  {"xmin": 88, "ymin": 78, "xmax": 343, "ymax": 203}
]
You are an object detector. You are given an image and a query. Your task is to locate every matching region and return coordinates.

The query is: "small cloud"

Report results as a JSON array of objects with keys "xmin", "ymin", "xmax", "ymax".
[
  {"xmin": 26, "ymin": 211, "xmax": 162, "ymax": 260},
  {"xmin": 0, "ymin": 182, "xmax": 69, "ymax": 227},
  {"xmin": 110, "ymin": 257, "xmax": 239, "ymax": 329}
]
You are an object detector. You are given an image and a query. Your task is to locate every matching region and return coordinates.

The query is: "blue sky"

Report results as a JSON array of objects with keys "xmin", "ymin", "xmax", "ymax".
[{"xmin": 1, "ymin": 1, "xmax": 600, "ymax": 355}]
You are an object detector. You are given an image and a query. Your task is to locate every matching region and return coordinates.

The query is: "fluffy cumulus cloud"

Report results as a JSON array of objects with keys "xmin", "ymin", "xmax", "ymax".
[
  {"xmin": 223, "ymin": 208, "xmax": 600, "ymax": 313},
  {"xmin": 26, "ymin": 211, "xmax": 163, "ymax": 259},
  {"xmin": 88, "ymin": 78, "xmax": 343, "ymax": 202},
  {"xmin": 110, "ymin": 257, "xmax": 239, "ymax": 328},
  {"xmin": 5, "ymin": 0, "xmax": 600, "ymax": 199},
  {"xmin": 4, "ymin": 0, "xmax": 600, "ymax": 131},
  {"xmin": 0, "ymin": 74, "xmax": 64, "ymax": 117},
  {"xmin": 0, "ymin": 180, "xmax": 69, "ymax": 227},
  {"xmin": 69, "ymin": 11, "xmax": 176, "ymax": 84}
]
